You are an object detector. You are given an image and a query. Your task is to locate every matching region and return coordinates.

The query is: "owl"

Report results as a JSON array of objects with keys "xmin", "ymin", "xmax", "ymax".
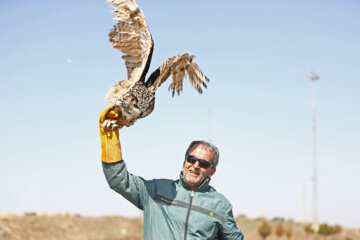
[{"xmin": 103, "ymin": 0, "xmax": 209, "ymax": 130}]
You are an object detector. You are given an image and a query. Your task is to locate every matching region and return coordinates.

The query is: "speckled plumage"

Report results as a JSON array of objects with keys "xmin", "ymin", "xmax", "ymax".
[{"xmin": 105, "ymin": 0, "xmax": 209, "ymax": 128}]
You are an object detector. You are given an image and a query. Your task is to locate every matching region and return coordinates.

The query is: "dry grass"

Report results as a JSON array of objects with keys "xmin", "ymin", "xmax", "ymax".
[
  {"xmin": 0, "ymin": 214, "xmax": 143, "ymax": 240},
  {"xmin": 236, "ymin": 217, "xmax": 360, "ymax": 240},
  {"xmin": 0, "ymin": 213, "xmax": 358, "ymax": 240}
]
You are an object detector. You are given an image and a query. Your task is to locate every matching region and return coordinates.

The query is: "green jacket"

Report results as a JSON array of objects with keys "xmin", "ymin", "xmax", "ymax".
[{"xmin": 103, "ymin": 160, "xmax": 244, "ymax": 240}]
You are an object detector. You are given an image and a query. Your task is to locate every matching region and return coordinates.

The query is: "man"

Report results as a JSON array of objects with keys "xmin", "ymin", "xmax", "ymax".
[{"xmin": 99, "ymin": 106, "xmax": 244, "ymax": 240}]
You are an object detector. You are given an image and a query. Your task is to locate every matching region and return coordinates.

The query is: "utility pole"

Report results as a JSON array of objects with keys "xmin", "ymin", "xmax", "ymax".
[{"xmin": 309, "ymin": 72, "xmax": 319, "ymax": 229}]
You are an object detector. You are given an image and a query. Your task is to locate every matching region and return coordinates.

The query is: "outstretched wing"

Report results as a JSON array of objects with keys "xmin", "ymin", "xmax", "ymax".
[
  {"xmin": 146, "ymin": 53, "xmax": 209, "ymax": 96},
  {"xmin": 108, "ymin": 0, "xmax": 153, "ymax": 83}
]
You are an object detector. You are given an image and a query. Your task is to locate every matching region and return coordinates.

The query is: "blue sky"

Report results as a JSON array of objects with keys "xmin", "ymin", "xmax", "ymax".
[{"xmin": 0, "ymin": 0, "xmax": 359, "ymax": 228}]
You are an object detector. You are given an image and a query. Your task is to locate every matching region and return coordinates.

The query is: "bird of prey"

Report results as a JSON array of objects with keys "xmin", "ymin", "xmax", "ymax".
[{"xmin": 103, "ymin": 0, "xmax": 209, "ymax": 130}]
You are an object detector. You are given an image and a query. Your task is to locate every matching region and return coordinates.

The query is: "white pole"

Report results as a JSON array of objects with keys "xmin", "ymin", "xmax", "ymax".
[{"xmin": 310, "ymin": 72, "xmax": 319, "ymax": 228}]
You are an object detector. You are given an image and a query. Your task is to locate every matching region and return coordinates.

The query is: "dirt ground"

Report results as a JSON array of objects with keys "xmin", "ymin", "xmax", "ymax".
[
  {"xmin": 0, "ymin": 213, "xmax": 358, "ymax": 240},
  {"xmin": 0, "ymin": 213, "xmax": 143, "ymax": 240}
]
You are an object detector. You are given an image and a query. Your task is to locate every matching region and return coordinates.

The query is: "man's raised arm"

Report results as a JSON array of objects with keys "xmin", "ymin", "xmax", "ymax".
[{"xmin": 99, "ymin": 106, "xmax": 150, "ymax": 210}]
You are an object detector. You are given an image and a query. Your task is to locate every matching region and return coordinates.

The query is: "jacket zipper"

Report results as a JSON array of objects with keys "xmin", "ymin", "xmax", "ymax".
[{"xmin": 184, "ymin": 190, "xmax": 194, "ymax": 240}]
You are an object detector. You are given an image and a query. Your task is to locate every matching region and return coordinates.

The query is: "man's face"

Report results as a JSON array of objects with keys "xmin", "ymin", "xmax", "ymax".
[{"xmin": 183, "ymin": 144, "xmax": 216, "ymax": 190}]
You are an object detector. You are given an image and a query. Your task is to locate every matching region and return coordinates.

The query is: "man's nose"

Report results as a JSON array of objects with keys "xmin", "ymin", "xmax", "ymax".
[{"xmin": 193, "ymin": 160, "xmax": 200, "ymax": 168}]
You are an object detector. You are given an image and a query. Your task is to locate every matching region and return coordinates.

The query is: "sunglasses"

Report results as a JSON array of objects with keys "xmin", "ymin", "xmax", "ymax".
[{"xmin": 185, "ymin": 155, "xmax": 213, "ymax": 169}]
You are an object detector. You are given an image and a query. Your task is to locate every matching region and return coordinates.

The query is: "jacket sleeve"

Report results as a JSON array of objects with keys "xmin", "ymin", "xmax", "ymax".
[
  {"xmin": 99, "ymin": 106, "xmax": 152, "ymax": 209},
  {"xmin": 102, "ymin": 161, "xmax": 151, "ymax": 210},
  {"xmin": 218, "ymin": 209, "xmax": 244, "ymax": 240}
]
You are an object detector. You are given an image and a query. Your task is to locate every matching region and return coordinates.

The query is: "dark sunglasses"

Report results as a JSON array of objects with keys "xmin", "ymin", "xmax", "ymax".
[{"xmin": 185, "ymin": 155, "xmax": 213, "ymax": 169}]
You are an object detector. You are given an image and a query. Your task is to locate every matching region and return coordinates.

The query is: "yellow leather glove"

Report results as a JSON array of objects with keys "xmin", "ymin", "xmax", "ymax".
[{"xmin": 99, "ymin": 106, "xmax": 122, "ymax": 163}]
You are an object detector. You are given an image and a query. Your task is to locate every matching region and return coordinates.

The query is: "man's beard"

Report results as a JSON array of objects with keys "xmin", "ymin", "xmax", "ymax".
[{"xmin": 182, "ymin": 171, "xmax": 207, "ymax": 189}]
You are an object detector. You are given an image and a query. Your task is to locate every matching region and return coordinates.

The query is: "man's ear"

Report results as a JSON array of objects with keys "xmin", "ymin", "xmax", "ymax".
[{"xmin": 210, "ymin": 168, "xmax": 216, "ymax": 177}]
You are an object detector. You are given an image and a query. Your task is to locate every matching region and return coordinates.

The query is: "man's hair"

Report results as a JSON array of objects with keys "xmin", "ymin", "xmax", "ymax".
[{"xmin": 185, "ymin": 140, "xmax": 220, "ymax": 168}]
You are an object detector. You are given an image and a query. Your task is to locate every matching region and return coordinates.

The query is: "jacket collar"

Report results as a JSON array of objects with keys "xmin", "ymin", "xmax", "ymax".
[{"xmin": 179, "ymin": 171, "xmax": 211, "ymax": 192}]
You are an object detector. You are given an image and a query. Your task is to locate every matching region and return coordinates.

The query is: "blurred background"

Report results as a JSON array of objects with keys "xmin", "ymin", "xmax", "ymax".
[{"xmin": 0, "ymin": 0, "xmax": 359, "ymax": 230}]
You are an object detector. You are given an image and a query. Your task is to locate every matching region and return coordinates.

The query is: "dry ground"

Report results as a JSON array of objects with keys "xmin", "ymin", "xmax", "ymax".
[
  {"xmin": 0, "ymin": 214, "xmax": 142, "ymax": 240},
  {"xmin": 236, "ymin": 217, "xmax": 359, "ymax": 240},
  {"xmin": 0, "ymin": 213, "xmax": 358, "ymax": 240}
]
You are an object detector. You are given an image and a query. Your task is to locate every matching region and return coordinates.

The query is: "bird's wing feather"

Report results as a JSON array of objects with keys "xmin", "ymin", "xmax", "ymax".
[
  {"xmin": 108, "ymin": 0, "xmax": 153, "ymax": 84},
  {"xmin": 147, "ymin": 53, "xmax": 209, "ymax": 96}
]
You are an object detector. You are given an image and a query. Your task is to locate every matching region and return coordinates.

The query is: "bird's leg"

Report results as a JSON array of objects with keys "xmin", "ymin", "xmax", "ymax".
[{"xmin": 112, "ymin": 106, "xmax": 122, "ymax": 116}]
